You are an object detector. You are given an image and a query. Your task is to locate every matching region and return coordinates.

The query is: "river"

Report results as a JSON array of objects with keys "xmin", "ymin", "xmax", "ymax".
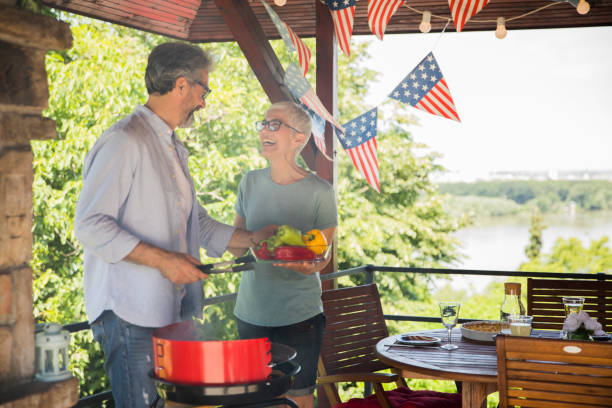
[{"xmin": 437, "ymin": 211, "xmax": 612, "ymax": 294}]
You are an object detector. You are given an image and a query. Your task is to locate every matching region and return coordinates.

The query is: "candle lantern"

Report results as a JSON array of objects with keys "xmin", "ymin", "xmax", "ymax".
[{"xmin": 35, "ymin": 323, "xmax": 72, "ymax": 381}]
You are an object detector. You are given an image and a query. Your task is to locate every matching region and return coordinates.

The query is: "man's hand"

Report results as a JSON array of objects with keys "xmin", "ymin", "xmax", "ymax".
[
  {"xmin": 124, "ymin": 241, "xmax": 208, "ymax": 284},
  {"xmin": 158, "ymin": 252, "xmax": 209, "ymax": 284},
  {"xmin": 251, "ymin": 224, "xmax": 278, "ymax": 245},
  {"xmin": 227, "ymin": 223, "xmax": 278, "ymax": 250}
]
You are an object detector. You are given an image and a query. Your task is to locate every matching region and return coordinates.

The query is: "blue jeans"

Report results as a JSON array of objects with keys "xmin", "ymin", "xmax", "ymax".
[
  {"xmin": 236, "ymin": 313, "xmax": 326, "ymax": 397},
  {"xmin": 90, "ymin": 310, "xmax": 158, "ymax": 408}
]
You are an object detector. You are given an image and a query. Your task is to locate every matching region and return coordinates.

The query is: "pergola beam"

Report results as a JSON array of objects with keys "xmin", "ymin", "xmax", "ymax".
[
  {"xmin": 213, "ymin": 0, "xmax": 293, "ymax": 103},
  {"xmin": 213, "ymin": 0, "xmax": 321, "ymax": 170}
]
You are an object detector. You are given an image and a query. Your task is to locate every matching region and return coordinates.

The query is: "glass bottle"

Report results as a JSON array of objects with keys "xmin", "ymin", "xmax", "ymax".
[{"xmin": 500, "ymin": 282, "xmax": 526, "ymax": 334}]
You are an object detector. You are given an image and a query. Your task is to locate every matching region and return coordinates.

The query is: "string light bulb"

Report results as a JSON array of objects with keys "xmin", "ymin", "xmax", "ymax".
[
  {"xmin": 419, "ymin": 11, "xmax": 432, "ymax": 33},
  {"xmin": 495, "ymin": 17, "xmax": 507, "ymax": 39},
  {"xmin": 274, "ymin": 0, "xmax": 286, "ymax": 6},
  {"xmin": 576, "ymin": 0, "xmax": 590, "ymax": 14}
]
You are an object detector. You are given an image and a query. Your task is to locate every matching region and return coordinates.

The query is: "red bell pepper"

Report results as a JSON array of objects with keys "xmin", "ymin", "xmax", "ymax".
[
  {"xmin": 273, "ymin": 246, "xmax": 316, "ymax": 261},
  {"xmin": 254, "ymin": 241, "xmax": 273, "ymax": 259}
]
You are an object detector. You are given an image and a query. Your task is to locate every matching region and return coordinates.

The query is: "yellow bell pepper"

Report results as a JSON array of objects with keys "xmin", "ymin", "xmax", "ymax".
[{"xmin": 302, "ymin": 229, "xmax": 327, "ymax": 255}]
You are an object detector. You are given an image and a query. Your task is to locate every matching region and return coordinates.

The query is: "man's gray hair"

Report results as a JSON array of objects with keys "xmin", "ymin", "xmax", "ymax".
[
  {"xmin": 145, "ymin": 42, "xmax": 214, "ymax": 95},
  {"xmin": 268, "ymin": 101, "xmax": 312, "ymax": 149}
]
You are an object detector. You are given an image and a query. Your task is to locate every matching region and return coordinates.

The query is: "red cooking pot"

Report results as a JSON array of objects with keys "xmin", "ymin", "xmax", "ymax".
[{"xmin": 152, "ymin": 321, "xmax": 272, "ymax": 385}]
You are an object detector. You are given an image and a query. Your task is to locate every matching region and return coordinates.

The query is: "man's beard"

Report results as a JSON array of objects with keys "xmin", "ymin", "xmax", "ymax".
[{"xmin": 179, "ymin": 107, "xmax": 199, "ymax": 129}]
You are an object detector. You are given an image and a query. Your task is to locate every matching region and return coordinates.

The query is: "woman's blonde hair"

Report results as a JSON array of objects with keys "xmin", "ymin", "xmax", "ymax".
[{"xmin": 267, "ymin": 101, "xmax": 312, "ymax": 151}]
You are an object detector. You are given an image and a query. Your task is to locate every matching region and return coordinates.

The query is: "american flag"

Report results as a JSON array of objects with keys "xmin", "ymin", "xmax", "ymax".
[
  {"xmin": 389, "ymin": 52, "xmax": 460, "ymax": 122},
  {"xmin": 285, "ymin": 63, "xmax": 345, "ymax": 156},
  {"xmin": 325, "ymin": 0, "xmax": 356, "ymax": 56},
  {"xmin": 368, "ymin": 0, "xmax": 405, "ymax": 40},
  {"xmin": 448, "ymin": 0, "xmax": 489, "ymax": 32},
  {"xmin": 298, "ymin": 101, "xmax": 326, "ymax": 153},
  {"xmin": 261, "ymin": 0, "xmax": 312, "ymax": 76},
  {"xmin": 284, "ymin": 23, "xmax": 311, "ymax": 76},
  {"xmin": 339, "ymin": 108, "xmax": 380, "ymax": 192}
]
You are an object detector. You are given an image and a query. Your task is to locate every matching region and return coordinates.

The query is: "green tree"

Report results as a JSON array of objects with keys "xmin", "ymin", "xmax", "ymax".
[
  {"xmin": 524, "ymin": 210, "xmax": 545, "ymax": 260},
  {"xmin": 520, "ymin": 237, "xmax": 612, "ymax": 273},
  {"xmin": 34, "ymin": 14, "xmax": 464, "ymax": 399},
  {"xmin": 439, "ymin": 180, "xmax": 612, "ymax": 214}
]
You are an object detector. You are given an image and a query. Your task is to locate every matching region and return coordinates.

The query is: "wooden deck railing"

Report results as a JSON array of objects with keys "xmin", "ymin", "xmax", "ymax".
[{"xmin": 63, "ymin": 266, "xmax": 610, "ymax": 407}]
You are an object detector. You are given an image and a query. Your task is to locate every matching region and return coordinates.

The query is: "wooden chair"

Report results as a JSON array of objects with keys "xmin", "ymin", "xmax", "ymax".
[
  {"xmin": 317, "ymin": 284, "xmax": 406, "ymax": 408},
  {"xmin": 496, "ymin": 335, "xmax": 612, "ymax": 408},
  {"xmin": 316, "ymin": 284, "xmax": 461, "ymax": 408},
  {"xmin": 527, "ymin": 278, "xmax": 612, "ymax": 332}
]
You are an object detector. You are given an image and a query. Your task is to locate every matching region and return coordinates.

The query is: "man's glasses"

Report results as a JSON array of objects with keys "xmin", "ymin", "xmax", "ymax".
[
  {"xmin": 191, "ymin": 80, "xmax": 211, "ymax": 101},
  {"xmin": 255, "ymin": 119, "xmax": 302, "ymax": 133}
]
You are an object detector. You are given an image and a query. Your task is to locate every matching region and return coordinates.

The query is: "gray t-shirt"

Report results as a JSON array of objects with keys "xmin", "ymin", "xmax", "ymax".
[{"xmin": 233, "ymin": 168, "xmax": 337, "ymax": 326}]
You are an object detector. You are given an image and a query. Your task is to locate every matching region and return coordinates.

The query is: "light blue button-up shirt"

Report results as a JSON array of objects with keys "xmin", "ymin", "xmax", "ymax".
[{"xmin": 75, "ymin": 105, "xmax": 235, "ymax": 327}]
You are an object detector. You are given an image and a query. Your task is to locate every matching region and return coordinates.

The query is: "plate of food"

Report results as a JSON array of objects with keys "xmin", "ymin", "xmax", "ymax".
[
  {"xmin": 460, "ymin": 320, "xmax": 503, "ymax": 342},
  {"xmin": 396, "ymin": 334, "xmax": 441, "ymax": 346},
  {"xmin": 251, "ymin": 225, "xmax": 330, "ymax": 263}
]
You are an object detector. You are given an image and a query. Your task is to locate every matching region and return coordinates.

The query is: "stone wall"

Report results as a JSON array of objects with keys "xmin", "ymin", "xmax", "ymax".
[{"xmin": 0, "ymin": 4, "xmax": 77, "ymax": 407}]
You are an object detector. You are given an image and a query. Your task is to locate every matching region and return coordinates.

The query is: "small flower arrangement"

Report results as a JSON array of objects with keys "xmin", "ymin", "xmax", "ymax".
[{"xmin": 563, "ymin": 311, "xmax": 606, "ymax": 340}]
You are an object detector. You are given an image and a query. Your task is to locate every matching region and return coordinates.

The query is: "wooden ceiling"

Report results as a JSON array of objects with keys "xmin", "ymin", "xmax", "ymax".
[{"xmin": 42, "ymin": 0, "xmax": 612, "ymax": 43}]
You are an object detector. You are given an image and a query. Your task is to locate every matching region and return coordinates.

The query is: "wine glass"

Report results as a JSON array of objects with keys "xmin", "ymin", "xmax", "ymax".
[
  {"xmin": 439, "ymin": 302, "xmax": 461, "ymax": 350},
  {"xmin": 562, "ymin": 297, "xmax": 585, "ymax": 317}
]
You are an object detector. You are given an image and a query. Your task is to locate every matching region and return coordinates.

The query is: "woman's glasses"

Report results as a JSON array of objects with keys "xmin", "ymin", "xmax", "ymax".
[{"xmin": 255, "ymin": 119, "xmax": 302, "ymax": 133}]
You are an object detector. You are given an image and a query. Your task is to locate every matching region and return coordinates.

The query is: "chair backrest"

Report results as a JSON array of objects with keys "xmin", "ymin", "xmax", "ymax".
[
  {"xmin": 527, "ymin": 278, "xmax": 612, "ymax": 332},
  {"xmin": 320, "ymin": 284, "xmax": 390, "ymax": 376},
  {"xmin": 496, "ymin": 335, "xmax": 612, "ymax": 408}
]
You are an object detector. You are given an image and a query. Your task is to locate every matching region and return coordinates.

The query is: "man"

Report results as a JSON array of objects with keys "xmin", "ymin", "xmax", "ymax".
[{"xmin": 74, "ymin": 42, "xmax": 274, "ymax": 407}]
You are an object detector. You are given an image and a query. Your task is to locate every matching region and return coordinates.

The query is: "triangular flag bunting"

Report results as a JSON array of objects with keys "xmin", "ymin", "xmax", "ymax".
[
  {"xmin": 283, "ymin": 22, "xmax": 311, "ymax": 76},
  {"xmin": 325, "ymin": 0, "xmax": 356, "ymax": 56},
  {"xmin": 368, "ymin": 0, "xmax": 405, "ymax": 40},
  {"xmin": 339, "ymin": 108, "xmax": 380, "ymax": 192},
  {"xmin": 284, "ymin": 63, "xmax": 345, "ymax": 155},
  {"xmin": 389, "ymin": 52, "xmax": 461, "ymax": 122},
  {"xmin": 448, "ymin": 0, "xmax": 489, "ymax": 32},
  {"xmin": 298, "ymin": 101, "xmax": 327, "ymax": 154},
  {"xmin": 261, "ymin": 0, "xmax": 312, "ymax": 76}
]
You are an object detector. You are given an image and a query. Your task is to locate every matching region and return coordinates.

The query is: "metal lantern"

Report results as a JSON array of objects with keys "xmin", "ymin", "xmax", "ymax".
[{"xmin": 35, "ymin": 323, "xmax": 72, "ymax": 381}]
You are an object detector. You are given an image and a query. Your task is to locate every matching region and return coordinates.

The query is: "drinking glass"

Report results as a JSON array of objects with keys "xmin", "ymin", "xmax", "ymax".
[
  {"xmin": 439, "ymin": 302, "xmax": 461, "ymax": 350},
  {"xmin": 562, "ymin": 297, "xmax": 585, "ymax": 316},
  {"xmin": 509, "ymin": 315, "xmax": 533, "ymax": 337}
]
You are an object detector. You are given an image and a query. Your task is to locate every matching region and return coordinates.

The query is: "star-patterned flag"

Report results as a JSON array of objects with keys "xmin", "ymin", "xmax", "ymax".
[
  {"xmin": 339, "ymin": 108, "xmax": 380, "ymax": 192},
  {"xmin": 285, "ymin": 63, "xmax": 345, "ymax": 155},
  {"xmin": 298, "ymin": 101, "xmax": 327, "ymax": 154},
  {"xmin": 261, "ymin": 0, "xmax": 312, "ymax": 76},
  {"xmin": 389, "ymin": 52, "xmax": 460, "ymax": 122},
  {"xmin": 325, "ymin": 0, "xmax": 356, "ymax": 56},
  {"xmin": 368, "ymin": 0, "xmax": 405, "ymax": 40},
  {"xmin": 448, "ymin": 0, "xmax": 489, "ymax": 32}
]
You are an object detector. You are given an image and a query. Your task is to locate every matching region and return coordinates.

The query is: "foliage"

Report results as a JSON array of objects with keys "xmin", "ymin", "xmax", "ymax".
[
  {"xmin": 519, "ymin": 236, "xmax": 612, "ymax": 273},
  {"xmin": 439, "ymin": 180, "xmax": 612, "ymax": 213},
  {"xmin": 524, "ymin": 210, "xmax": 545, "ymax": 260},
  {"xmin": 33, "ymin": 13, "xmax": 464, "ymax": 401}
]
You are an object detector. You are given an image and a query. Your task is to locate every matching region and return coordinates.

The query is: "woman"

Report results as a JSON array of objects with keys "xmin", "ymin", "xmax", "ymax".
[{"xmin": 231, "ymin": 101, "xmax": 337, "ymax": 408}]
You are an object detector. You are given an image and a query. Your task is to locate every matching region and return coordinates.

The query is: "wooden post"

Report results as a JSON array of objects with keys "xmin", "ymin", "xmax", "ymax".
[
  {"xmin": 315, "ymin": 0, "xmax": 338, "ymax": 291},
  {"xmin": 315, "ymin": 3, "xmax": 337, "ymax": 407}
]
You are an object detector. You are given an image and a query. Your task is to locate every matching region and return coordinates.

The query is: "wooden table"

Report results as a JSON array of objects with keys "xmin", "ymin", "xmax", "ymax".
[{"xmin": 375, "ymin": 328, "xmax": 559, "ymax": 408}]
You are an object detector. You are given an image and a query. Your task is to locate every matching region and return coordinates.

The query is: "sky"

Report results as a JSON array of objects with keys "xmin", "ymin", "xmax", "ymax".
[{"xmin": 354, "ymin": 26, "xmax": 612, "ymax": 181}]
